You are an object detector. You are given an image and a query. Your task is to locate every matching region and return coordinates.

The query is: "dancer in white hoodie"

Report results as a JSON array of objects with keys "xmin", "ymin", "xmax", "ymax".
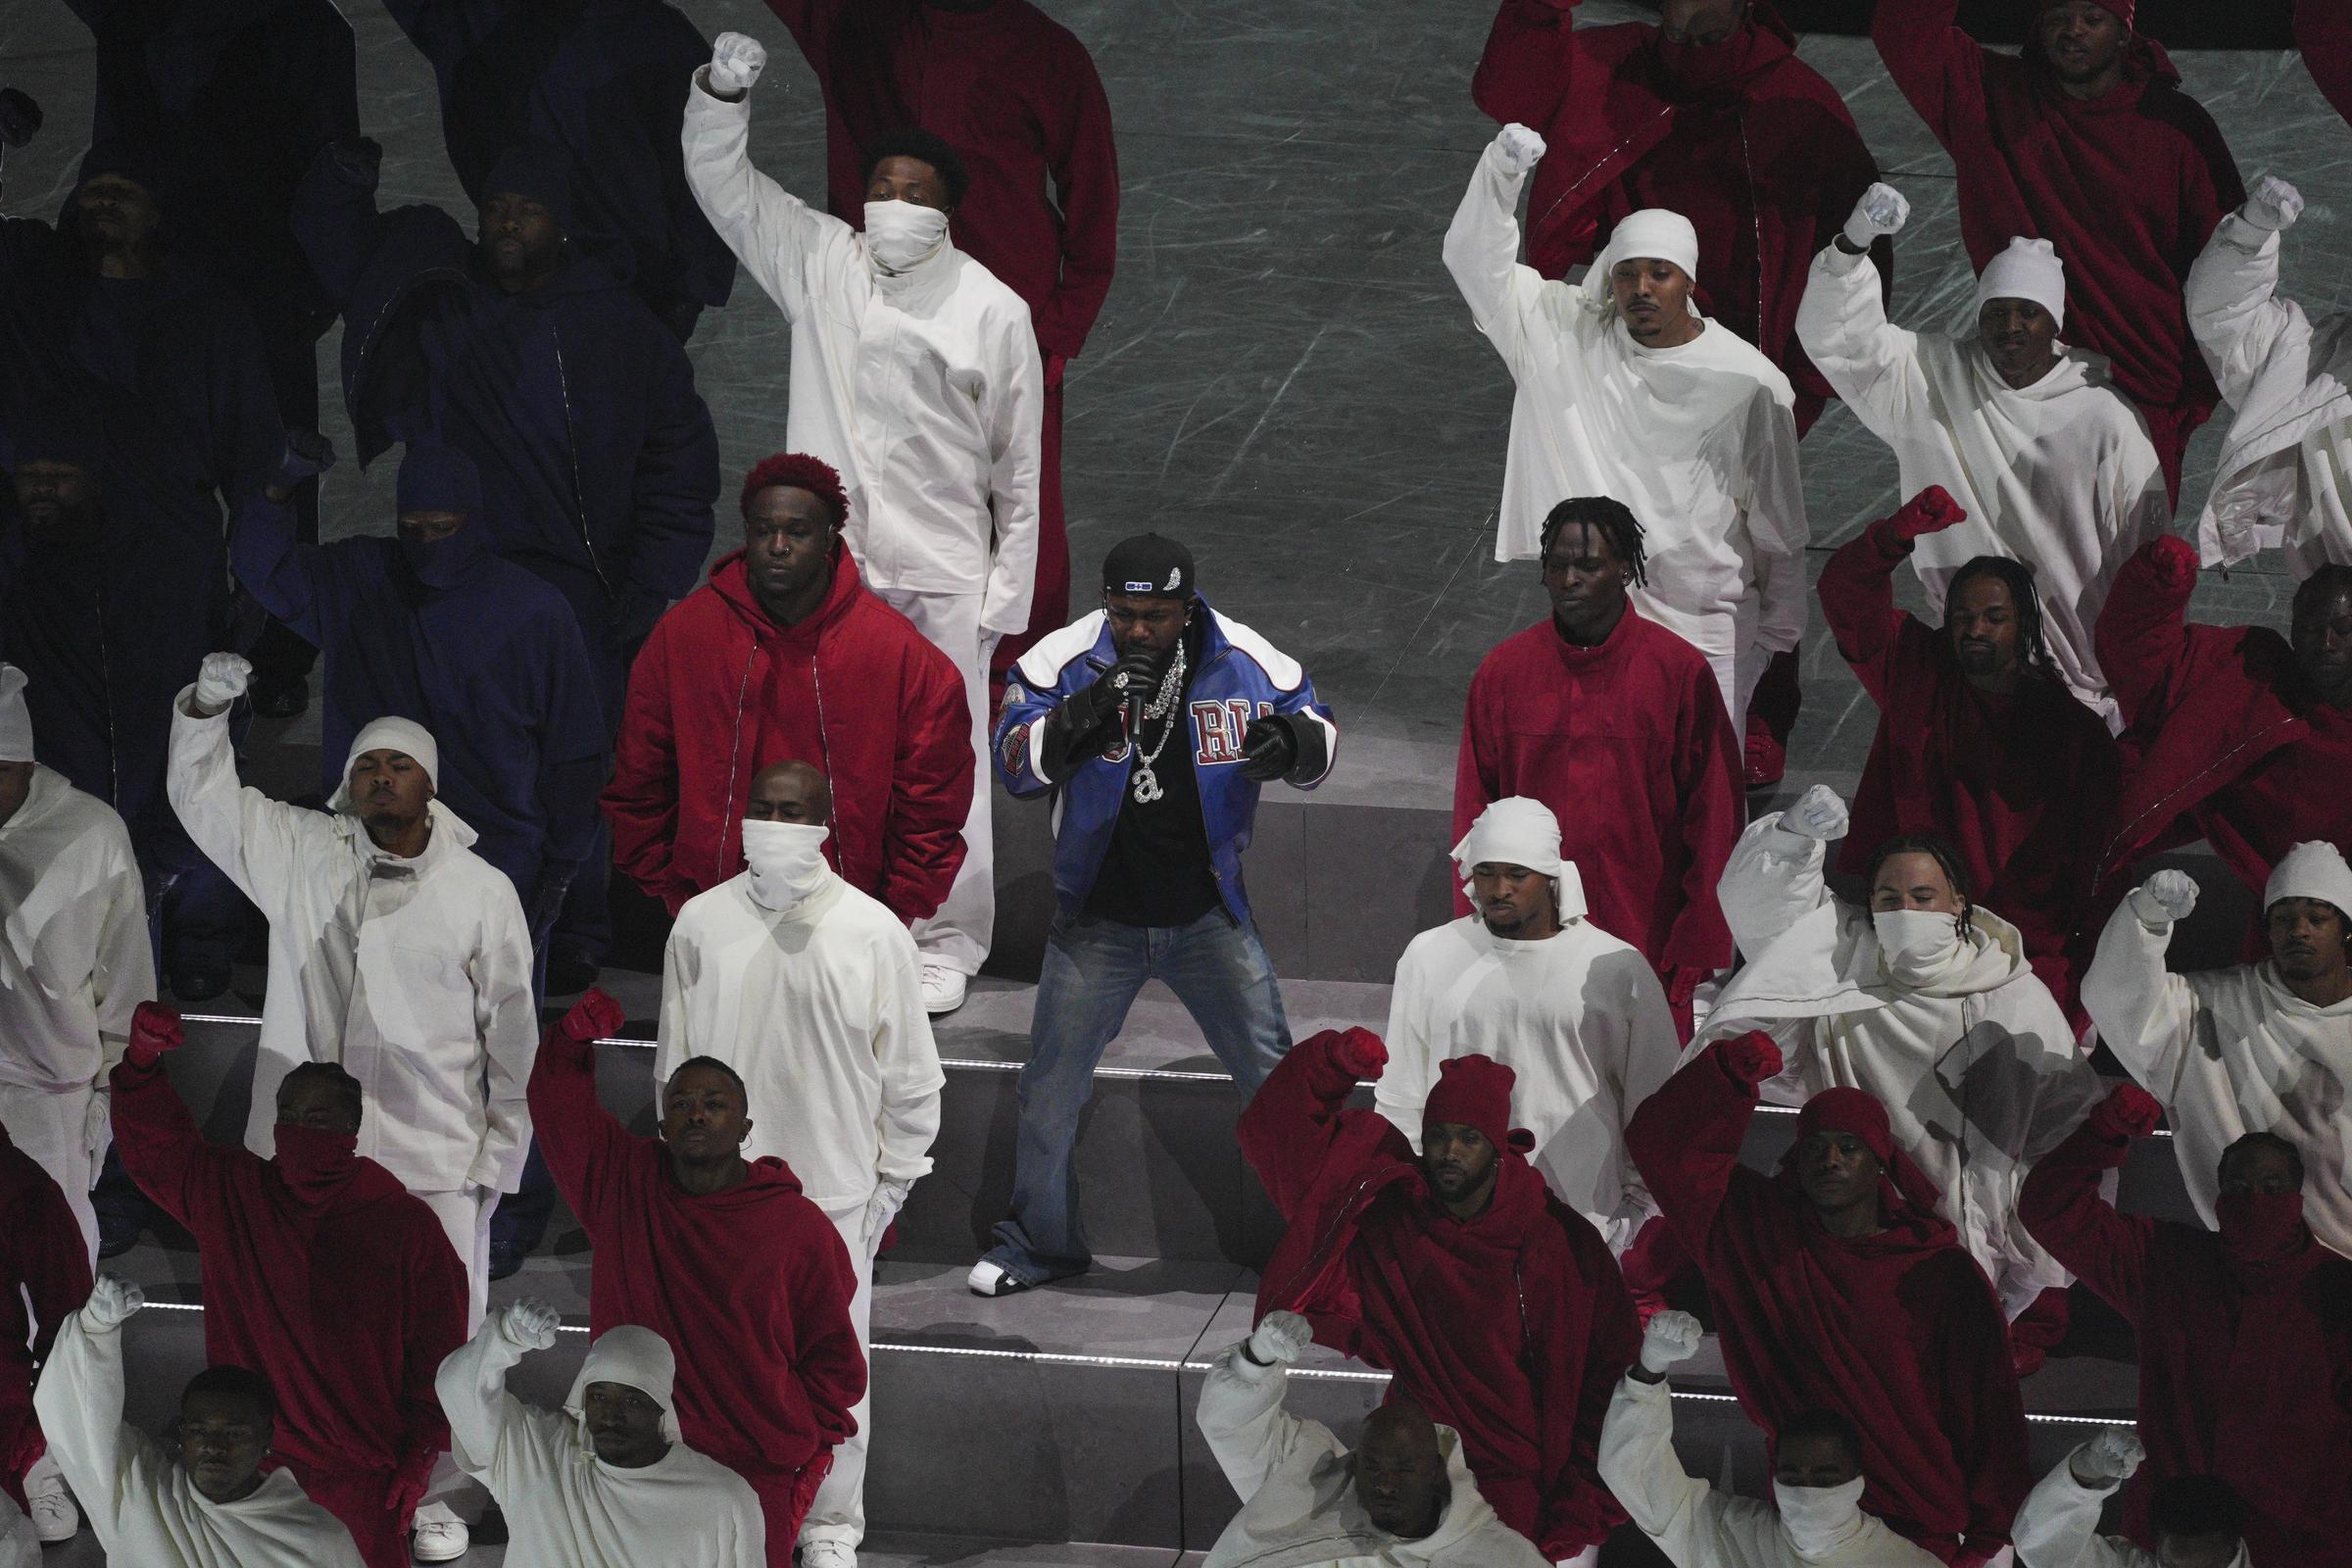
[
  {"xmin": 2014, "ymin": 1430, "xmax": 2252, "ymax": 1568},
  {"xmin": 681, "ymin": 31, "xmax": 1043, "ymax": 1009}
]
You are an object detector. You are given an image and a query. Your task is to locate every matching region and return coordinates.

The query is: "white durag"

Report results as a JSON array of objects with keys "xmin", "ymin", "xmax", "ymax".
[
  {"xmin": 327, "ymin": 715, "xmax": 441, "ymax": 812},
  {"xmin": 1450, "ymin": 796, "xmax": 1590, "ymax": 920},
  {"xmin": 563, "ymin": 1324, "xmax": 686, "ymax": 1458},
  {"xmin": 2266, "ymin": 840, "xmax": 2352, "ymax": 919},
  {"xmin": 1582, "ymin": 208, "xmax": 1703, "ymax": 310},
  {"xmin": 1973, "ymin": 235, "xmax": 2069, "ymax": 330}
]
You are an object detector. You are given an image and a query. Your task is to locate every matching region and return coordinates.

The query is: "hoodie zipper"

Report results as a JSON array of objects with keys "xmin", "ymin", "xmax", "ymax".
[
  {"xmin": 718, "ymin": 642, "xmax": 759, "ymax": 879},
  {"xmin": 546, "ymin": 324, "xmax": 613, "ymax": 599}
]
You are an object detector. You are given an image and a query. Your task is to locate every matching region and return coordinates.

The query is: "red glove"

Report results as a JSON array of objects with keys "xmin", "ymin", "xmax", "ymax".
[
  {"xmin": 560, "ymin": 988, "xmax": 625, "ymax": 1043},
  {"xmin": 2147, "ymin": 534, "xmax": 2199, "ymax": 597},
  {"xmin": 1888, "ymin": 485, "xmax": 1967, "ymax": 543},
  {"xmin": 124, "ymin": 1002, "xmax": 186, "ymax": 1070},
  {"xmin": 381, "ymin": 1447, "xmax": 435, "ymax": 1526},
  {"xmin": 1716, "ymin": 1030, "xmax": 1783, "ymax": 1088},
  {"xmin": 1320, "ymin": 1027, "xmax": 1387, "ymax": 1081},
  {"xmin": 2086, "ymin": 1082, "xmax": 2163, "ymax": 1142}
]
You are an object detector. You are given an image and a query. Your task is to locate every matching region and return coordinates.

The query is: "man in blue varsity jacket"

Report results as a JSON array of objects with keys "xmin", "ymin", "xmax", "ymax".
[{"xmin": 969, "ymin": 533, "xmax": 1338, "ymax": 1296}]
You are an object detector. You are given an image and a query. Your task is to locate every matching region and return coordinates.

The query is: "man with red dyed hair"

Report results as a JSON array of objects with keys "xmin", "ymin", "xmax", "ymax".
[{"xmin": 605, "ymin": 453, "xmax": 972, "ymax": 928}]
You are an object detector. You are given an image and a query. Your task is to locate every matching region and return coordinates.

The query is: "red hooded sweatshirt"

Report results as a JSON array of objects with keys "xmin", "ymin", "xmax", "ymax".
[
  {"xmin": 1872, "ymin": 0, "xmax": 2242, "ymax": 494},
  {"xmin": 1240, "ymin": 1032, "xmax": 1641, "ymax": 1558},
  {"xmin": 1471, "ymin": 0, "xmax": 1885, "ymax": 434},
  {"xmin": 604, "ymin": 543, "xmax": 973, "ymax": 920},
  {"xmin": 1626, "ymin": 1046, "xmax": 2031, "ymax": 1565},
  {"xmin": 2092, "ymin": 538, "xmax": 2352, "ymax": 911},
  {"xmin": 2297, "ymin": 0, "xmax": 2352, "ymax": 131},
  {"xmin": 0, "ymin": 1127, "xmax": 89, "ymax": 1509},
  {"xmin": 1820, "ymin": 514, "xmax": 2120, "ymax": 1016},
  {"xmin": 109, "ymin": 1055, "xmax": 466, "ymax": 1568},
  {"xmin": 2019, "ymin": 1116, "xmax": 2352, "ymax": 1562},
  {"xmin": 528, "ymin": 1017, "xmax": 865, "ymax": 1565}
]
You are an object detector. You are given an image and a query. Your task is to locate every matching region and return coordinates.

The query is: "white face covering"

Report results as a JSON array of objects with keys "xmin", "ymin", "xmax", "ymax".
[
  {"xmin": 742, "ymin": 820, "xmax": 831, "ymax": 912},
  {"xmin": 863, "ymin": 200, "xmax": 950, "ymax": 273},
  {"xmin": 1872, "ymin": 907, "xmax": 1965, "ymax": 989},
  {"xmin": 1773, "ymin": 1477, "xmax": 1867, "ymax": 1558}
]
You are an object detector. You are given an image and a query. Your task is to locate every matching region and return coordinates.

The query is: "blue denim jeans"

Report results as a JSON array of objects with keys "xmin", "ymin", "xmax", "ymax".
[{"xmin": 984, "ymin": 906, "xmax": 1291, "ymax": 1284}]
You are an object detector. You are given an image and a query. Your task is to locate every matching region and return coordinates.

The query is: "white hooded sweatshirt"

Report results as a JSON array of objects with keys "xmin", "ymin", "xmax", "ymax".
[
  {"xmin": 165, "ymin": 699, "xmax": 537, "ymax": 1195},
  {"xmin": 655, "ymin": 866, "xmax": 943, "ymax": 1211},
  {"xmin": 2081, "ymin": 886, "xmax": 2352, "ymax": 1256},
  {"xmin": 1196, "ymin": 1342, "xmax": 1548, "ymax": 1568},
  {"xmin": 1794, "ymin": 243, "xmax": 2171, "ymax": 727},
  {"xmin": 2185, "ymin": 211, "xmax": 2352, "ymax": 577},
  {"xmin": 1696, "ymin": 814, "xmax": 2104, "ymax": 1317},
  {"xmin": 2012, "ymin": 1448, "xmax": 2252, "ymax": 1568},
  {"xmin": 680, "ymin": 69, "xmax": 1042, "ymax": 634},
  {"xmin": 0, "ymin": 764, "xmax": 152, "ymax": 1094},
  {"xmin": 1598, "ymin": 1374, "xmax": 1942, "ymax": 1568},
  {"xmin": 32, "ymin": 1304, "xmax": 366, "ymax": 1568},
  {"xmin": 436, "ymin": 1316, "xmax": 765, "ymax": 1568},
  {"xmin": 1443, "ymin": 142, "xmax": 1807, "ymax": 721}
]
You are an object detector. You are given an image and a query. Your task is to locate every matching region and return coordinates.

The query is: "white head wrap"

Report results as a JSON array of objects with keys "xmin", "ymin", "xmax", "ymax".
[
  {"xmin": 1974, "ymin": 236, "xmax": 2068, "ymax": 330},
  {"xmin": 563, "ymin": 1324, "xmax": 685, "ymax": 1450},
  {"xmin": 1583, "ymin": 209, "xmax": 1702, "ymax": 308},
  {"xmin": 0, "ymin": 664, "xmax": 30, "ymax": 763},
  {"xmin": 1450, "ymin": 797, "xmax": 1589, "ymax": 921},
  {"xmin": 2266, "ymin": 841, "xmax": 2352, "ymax": 920},
  {"xmin": 327, "ymin": 716, "xmax": 440, "ymax": 812}
]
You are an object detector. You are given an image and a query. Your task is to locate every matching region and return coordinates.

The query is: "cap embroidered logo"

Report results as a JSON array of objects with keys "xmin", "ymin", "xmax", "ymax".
[
  {"xmin": 1162, "ymin": 567, "xmax": 1182, "ymax": 590},
  {"xmin": 1123, "ymin": 579, "xmax": 1152, "ymax": 592}
]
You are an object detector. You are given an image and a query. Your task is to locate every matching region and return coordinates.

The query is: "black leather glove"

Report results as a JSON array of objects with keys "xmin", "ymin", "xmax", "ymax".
[
  {"xmin": 1042, "ymin": 648, "xmax": 1161, "ymax": 777},
  {"xmin": 1239, "ymin": 714, "xmax": 1298, "ymax": 781}
]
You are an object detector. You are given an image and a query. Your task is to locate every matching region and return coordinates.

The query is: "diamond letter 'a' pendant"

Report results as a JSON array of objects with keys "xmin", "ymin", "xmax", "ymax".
[{"xmin": 1131, "ymin": 764, "xmax": 1164, "ymax": 805}]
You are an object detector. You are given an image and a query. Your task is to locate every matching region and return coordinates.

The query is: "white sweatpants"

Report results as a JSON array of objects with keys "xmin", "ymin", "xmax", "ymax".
[
  {"xmin": 798, "ymin": 1199, "xmax": 876, "ymax": 1553},
  {"xmin": 0, "ymin": 1082, "xmax": 99, "ymax": 1267},
  {"xmin": 871, "ymin": 586, "xmax": 995, "ymax": 976},
  {"xmin": 415, "ymin": 1186, "xmax": 496, "ymax": 1530}
]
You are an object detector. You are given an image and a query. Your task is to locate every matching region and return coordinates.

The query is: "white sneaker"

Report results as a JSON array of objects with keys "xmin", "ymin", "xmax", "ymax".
[
  {"xmin": 920, "ymin": 961, "xmax": 967, "ymax": 1015},
  {"xmin": 800, "ymin": 1540, "xmax": 858, "ymax": 1568},
  {"xmin": 966, "ymin": 1259, "xmax": 1036, "ymax": 1298},
  {"xmin": 412, "ymin": 1518, "xmax": 470, "ymax": 1561},
  {"xmin": 24, "ymin": 1469, "xmax": 76, "ymax": 1543}
]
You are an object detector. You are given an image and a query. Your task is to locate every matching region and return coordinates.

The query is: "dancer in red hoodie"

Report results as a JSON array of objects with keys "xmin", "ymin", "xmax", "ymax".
[
  {"xmin": 529, "ymin": 989, "xmax": 864, "ymax": 1565},
  {"xmin": 1626, "ymin": 1035, "xmax": 2031, "ymax": 1566},
  {"xmin": 108, "ymin": 1003, "xmax": 466, "ymax": 1568},
  {"xmin": 603, "ymin": 454, "xmax": 972, "ymax": 920},
  {"xmin": 1240, "ymin": 1030, "xmax": 1639, "ymax": 1560},
  {"xmin": 2019, "ymin": 1082, "xmax": 2352, "ymax": 1562}
]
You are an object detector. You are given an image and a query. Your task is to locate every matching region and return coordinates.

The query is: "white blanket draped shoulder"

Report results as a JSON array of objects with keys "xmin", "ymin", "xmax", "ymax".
[
  {"xmin": 1690, "ymin": 814, "xmax": 2104, "ymax": 1317},
  {"xmin": 1196, "ymin": 1342, "xmax": 1546, "ymax": 1568},
  {"xmin": 0, "ymin": 765, "xmax": 152, "ymax": 1093},
  {"xmin": 2186, "ymin": 211, "xmax": 2352, "ymax": 578},
  {"xmin": 1598, "ymin": 1374, "xmax": 1943, "ymax": 1568},
  {"xmin": 164, "ymin": 695, "xmax": 537, "ymax": 1195},
  {"xmin": 679, "ymin": 69, "xmax": 1043, "ymax": 634},
  {"xmin": 1794, "ymin": 243, "xmax": 2171, "ymax": 729},
  {"xmin": 2081, "ymin": 895, "xmax": 2352, "ymax": 1256},
  {"xmin": 1443, "ymin": 139, "xmax": 1807, "ymax": 721},
  {"xmin": 1378, "ymin": 907, "xmax": 1679, "ymax": 1251},
  {"xmin": 655, "ymin": 870, "xmax": 944, "ymax": 1211},
  {"xmin": 32, "ymin": 1305, "xmax": 366, "ymax": 1568}
]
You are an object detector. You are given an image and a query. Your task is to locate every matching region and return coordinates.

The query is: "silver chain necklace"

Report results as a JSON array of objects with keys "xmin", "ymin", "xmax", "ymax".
[{"xmin": 1127, "ymin": 643, "xmax": 1188, "ymax": 806}]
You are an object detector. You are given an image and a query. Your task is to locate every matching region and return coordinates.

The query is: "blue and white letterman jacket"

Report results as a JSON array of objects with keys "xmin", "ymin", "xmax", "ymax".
[{"xmin": 994, "ymin": 599, "xmax": 1339, "ymax": 926}]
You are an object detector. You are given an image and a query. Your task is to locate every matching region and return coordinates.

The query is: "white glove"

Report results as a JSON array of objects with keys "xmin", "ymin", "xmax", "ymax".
[
  {"xmin": 1781, "ymin": 784, "xmax": 1849, "ymax": 842},
  {"xmin": 82, "ymin": 1275, "xmax": 144, "ymax": 1333},
  {"xmin": 707, "ymin": 32, "xmax": 767, "ymax": 97},
  {"xmin": 83, "ymin": 1088, "xmax": 111, "ymax": 1165},
  {"xmin": 1245, "ymin": 1309, "xmax": 1313, "ymax": 1368},
  {"xmin": 499, "ymin": 1298, "xmax": 563, "ymax": 1352},
  {"xmin": 2129, "ymin": 869, "xmax": 2199, "ymax": 926},
  {"xmin": 192, "ymin": 652, "xmax": 251, "ymax": 713},
  {"xmin": 1495, "ymin": 123, "xmax": 1546, "ymax": 176},
  {"xmin": 1639, "ymin": 1309, "xmax": 1703, "ymax": 1374},
  {"xmin": 1842, "ymin": 182, "xmax": 1910, "ymax": 248},
  {"xmin": 2243, "ymin": 174, "xmax": 2304, "ymax": 232},
  {"xmin": 2072, "ymin": 1427, "xmax": 2145, "ymax": 1489},
  {"xmin": 861, "ymin": 1179, "xmax": 910, "ymax": 1254}
]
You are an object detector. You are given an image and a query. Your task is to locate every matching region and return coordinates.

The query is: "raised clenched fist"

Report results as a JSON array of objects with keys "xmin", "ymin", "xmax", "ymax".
[
  {"xmin": 1640, "ymin": 1309, "xmax": 1703, "ymax": 1374},
  {"xmin": 2243, "ymin": 174, "xmax": 2304, "ymax": 232},
  {"xmin": 708, "ymin": 33, "xmax": 767, "ymax": 98},
  {"xmin": 2129, "ymin": 868, "xmax": 2199, "ymax": 927},
  {"xmin": 560, "ymin": 987, "xmax": 625, "ymax": 1043},
  {"xmin": 2086, "ymin": 1082, "xmax": 2163, "ymax": 1143},
  {"xmin": 1495, "ymin": 123, "xmax": 1547, "ymax": 176},
  {"xmin": 500, "ymin": 1298, "xmax": 563, "ymax": 1352},
  {"xmin": 1782, "ymin": 784, "xmax": 1849, "ymax": 843},
  {"xmin": 1889, "ymin": 485, "xmax": 1967, "ymax": 543},
  {"xmin": 1246, "ymin": 1309, "xmax": 1312, "ymax": 1367},
  {"xmin": 1718, "ymin": 1030, "xmax": 1784, "ymax": 1088},
  {"xmin": 1843, "ymin": 182, "xmax": 1911, "ymax": 248}
]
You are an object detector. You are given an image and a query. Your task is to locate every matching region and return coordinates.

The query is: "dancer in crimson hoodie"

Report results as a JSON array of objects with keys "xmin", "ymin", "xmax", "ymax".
[
  {"xmin": 108, "ymin": 1003, "xmax": 466, "ymax": 1568},
  {"xmin": 2019, "ymin": 1081, "xmax": 2352, "ymax": 1562},
  {"xmin": 529, "ymin": 989, "xmax": 864, "ymax": 1565},
  {"xmin": 1240, "ymin": 1031, "xmax": 1639, "ymax": 1560},
  {"xmin": 1626, "ymin": 1035, "xmax": 2031, "ymax": 1566}
]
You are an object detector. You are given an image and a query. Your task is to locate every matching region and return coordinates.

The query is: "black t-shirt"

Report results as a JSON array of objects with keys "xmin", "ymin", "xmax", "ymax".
[{"xmin": 1082, "ymin": 661, "xmax": 1223, "ymax": 929}]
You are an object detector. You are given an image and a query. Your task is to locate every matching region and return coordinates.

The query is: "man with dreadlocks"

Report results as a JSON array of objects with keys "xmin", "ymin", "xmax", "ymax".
[
  {"xmin": 1796, "ymin": 182, "xmax": 2171, "ymax": 728},
  {"xmin": 1819, "ymin": 487, "xmax": 2120, "ymax": 1015},
  {"xmin": 1456, "ymin": 497, "xmax": 1744, "ymax": 1036},
  {"xmin": 1686, "ymin": 789, "xmax": 2102, "ymax": 1369}
]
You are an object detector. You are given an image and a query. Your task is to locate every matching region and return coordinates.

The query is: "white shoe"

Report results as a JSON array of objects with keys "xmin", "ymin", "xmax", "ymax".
[
  {"xmin": 800, "ymin": 1540, "xmax": 858, "ymax": 1568},
  {"xmin": 920, "ymin": 961, "xmax": 967, "ymax": 1014},
  {"xmin": 24, "ymin": 1469, "xmax": 76, "ymax": 1543},
  {"xmin": 966, "ymin": 1259, "xmax": 1036, "ymax": 1298},
  {"xmin": 412, "ymin": 1519, "xmax": 470, "ymax": 1561}
]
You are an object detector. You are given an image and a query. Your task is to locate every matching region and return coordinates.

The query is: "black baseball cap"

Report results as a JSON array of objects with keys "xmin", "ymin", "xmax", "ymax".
[{"xmin": 1102, "ymin": 533, "xmax": 1196, "ymax": 599}]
